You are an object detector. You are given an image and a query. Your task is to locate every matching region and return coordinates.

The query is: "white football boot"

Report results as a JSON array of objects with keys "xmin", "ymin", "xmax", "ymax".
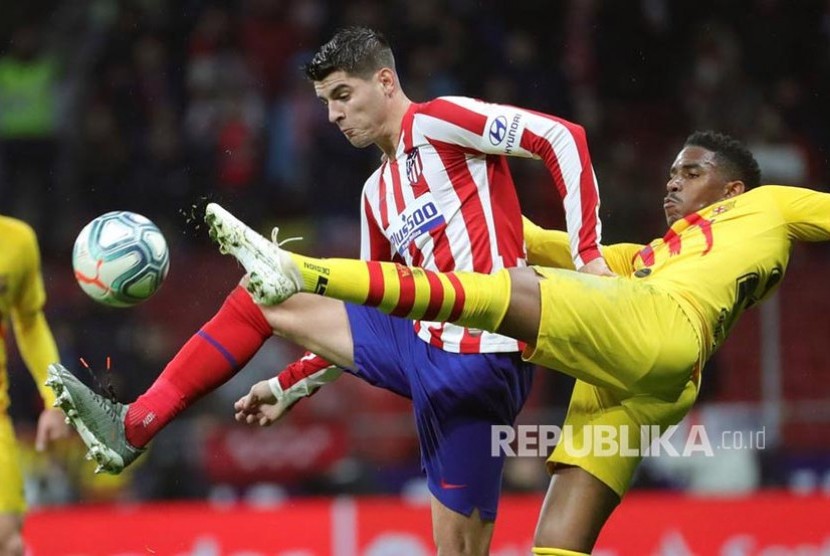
[{"xmin": 205, "ymin": 203, "xmax": 302, "ymax": 305}]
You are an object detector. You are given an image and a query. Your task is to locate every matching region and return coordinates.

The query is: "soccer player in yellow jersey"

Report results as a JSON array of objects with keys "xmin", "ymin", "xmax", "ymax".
[
  {"xmin": 0, "ymin": 216, "xmax": 69, "ymax": 555},
  {"xmin": 190, "ymin": 130, "xmax": 830, "ymax": 554}
]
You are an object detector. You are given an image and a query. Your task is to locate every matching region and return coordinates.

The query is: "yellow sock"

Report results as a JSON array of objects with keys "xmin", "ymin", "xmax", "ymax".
[
  {"xmin": 287, "ymin": 253, "xmax": 511, "ymax": 332},
  {"xmin": 532, "ymin": 549, "xmax": 590, "ymax": 556}
]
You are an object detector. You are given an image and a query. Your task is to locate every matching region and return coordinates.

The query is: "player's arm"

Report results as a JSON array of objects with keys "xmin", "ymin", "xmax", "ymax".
[
  {"xmin": 235, "ymin": 352, "xmax": 343, "ymax": 426},
  {"xmin": 523, "ymin": 216, "xmax": 641, "ymax": 275},
  {"xmin": 416, "ymin": 96, "xmax": 605, "ymax": 271},
  {"xmin": 10, "ymin": 224, "xmax": 69, "ymax": 449},
  {"xmin": 11, "ymin": 225, "xmax": 59, "ymax": 408},
  {"xmin": 11, "ymin": 310, "xmax": 59, "ymax": 407},
  {"xmin": 771, "ymin": 185, "xmax": 830, "ymax": 241},
  {"xmin": 523, "ymin": 216, "xmax": 576, "ymax": 269}
]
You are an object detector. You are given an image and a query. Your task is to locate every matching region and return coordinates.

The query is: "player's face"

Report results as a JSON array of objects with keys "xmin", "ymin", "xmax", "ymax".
[
  {"xmin": 313, "ymin": 70, "xmax": 389, "ymax": 149},
  {"xmin": 664, "ymin": 146, "xmax": 736, "ymax": 225}
]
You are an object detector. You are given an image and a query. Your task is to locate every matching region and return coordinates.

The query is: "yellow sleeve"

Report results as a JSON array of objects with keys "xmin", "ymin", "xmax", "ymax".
[
  {"xmin": 14, "ymin": 223, "xmax": 46, "ymax": 313},
  {"xmin": 768, "ymin": 185, "xmax": 830, "ymax": 242},
  {"xmin": 523, "ymin": 216, "xmax": 575, "ymax": 269},
  {"xmin": 11, "ymin": 225, "xmax": 59, "ymax": 407},
  {"xmin": 601, "ymin": 244, "xmax": 641, "ymax": 276},
  {"xmin": 523, "ymin": 216, "xmax": 641, "ymax": 275}
]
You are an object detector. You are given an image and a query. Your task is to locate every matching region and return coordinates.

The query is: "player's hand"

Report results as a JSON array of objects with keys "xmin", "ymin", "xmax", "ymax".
[
  {"xmin": 35, "ymin": 408, "xmax": 71, "ymax": 452},
  {"xmin": 578, "ymin": 256, "xmax": 615, "ymax": 277},
  {"xmin": 234, "ymin": 380, "xmax": 294, "ymax": 426}
]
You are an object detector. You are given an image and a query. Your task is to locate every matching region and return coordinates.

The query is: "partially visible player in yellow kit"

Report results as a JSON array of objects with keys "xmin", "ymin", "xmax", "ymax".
[
  {"xmin": 187, "ymin": 130, "xmax": 830, "ymax": 555},
  {"xmin": 0, "ymin": 216, "xmax": 69, "ymax": 555}
]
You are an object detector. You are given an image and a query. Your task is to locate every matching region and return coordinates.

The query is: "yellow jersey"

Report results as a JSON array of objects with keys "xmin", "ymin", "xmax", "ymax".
[
  {"xmin": 524, "ymin": 185, "xmax": 830, "ymax": 363},
  {"xmin": 0, "ymin": 216, "xmax": 58, "ymax": 413}
]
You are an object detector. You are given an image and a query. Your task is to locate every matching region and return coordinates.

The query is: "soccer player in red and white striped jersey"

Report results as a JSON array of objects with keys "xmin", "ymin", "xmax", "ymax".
[
  {"xmin": 237, "ymin": 27, "xmax": 612, "ymax": 554},
  {"xmin": 48, "ymin": 26, "xmax": 610, "ymax": 556},
  {"xmin": 270, "ymin": 74, "xmax": 613, "ymax": 437},
  {"xmin": 357, "ymin": 95, "xmax": 605, "ymax": 353}
]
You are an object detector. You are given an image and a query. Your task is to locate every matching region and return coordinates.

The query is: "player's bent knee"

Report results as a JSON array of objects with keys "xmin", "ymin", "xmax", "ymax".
[
  {"xmin": 433, "ymin": 522, "xmax": 486, "ymax": 555},
  {"xmin": 431, "ymin": 507, "xmax": 492, "ymax": 556},
  {"xmin": 434, "ymin": 534, "xmax": 490, "ymax": 556},
  {"xmin": 258, "ymin": 297, "xmax": 313, "ymax": 337}
]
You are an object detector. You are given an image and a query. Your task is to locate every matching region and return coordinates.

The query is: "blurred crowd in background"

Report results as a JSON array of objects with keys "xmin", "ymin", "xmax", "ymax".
[{"xmin": 2, "ymin": 0, "xmax": 830, "ymax": 509}]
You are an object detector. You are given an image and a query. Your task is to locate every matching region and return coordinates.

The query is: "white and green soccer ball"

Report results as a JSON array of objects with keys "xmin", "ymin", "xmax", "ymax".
[{"xmin": 72, "ymin": 211, "xmax": 170, "ymax": 307}]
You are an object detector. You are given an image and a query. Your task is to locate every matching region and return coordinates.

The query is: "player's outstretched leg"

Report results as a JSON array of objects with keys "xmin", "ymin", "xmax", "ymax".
[
  {"xmin": 205, "ymin": 203, "xmax": 302, "ymax": 305},
  {"xmin": 46, "ymin": 364, "xmax": 143, "ymax": 474},
  {"xmin": 205, "ymin": 203, "xmax": 516, "ymax": 338}
]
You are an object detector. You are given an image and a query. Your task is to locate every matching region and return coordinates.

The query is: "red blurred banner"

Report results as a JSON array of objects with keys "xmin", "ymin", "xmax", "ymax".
[
  {"xmin": 25, "ymin": 492, "xmax": 830, "ymax": 555},
  {"xmin": 202, "ymin": 423, "xmax": 350, "ymax": 484}
]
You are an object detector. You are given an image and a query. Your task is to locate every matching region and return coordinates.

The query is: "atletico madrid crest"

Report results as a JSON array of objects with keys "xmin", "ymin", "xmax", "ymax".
[{"xmin": 406, "ymin": 147, "xmax": 423, "ymax": 185}]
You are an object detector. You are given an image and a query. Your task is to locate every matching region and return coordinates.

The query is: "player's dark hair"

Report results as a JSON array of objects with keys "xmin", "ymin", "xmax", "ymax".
[
  {"xmin": 303, "ymin": 26, "xmax": 395, "ymax": 81},
  {"xmin": 684, "ymin": 131, "xmax": 761, "ymax": 190}
]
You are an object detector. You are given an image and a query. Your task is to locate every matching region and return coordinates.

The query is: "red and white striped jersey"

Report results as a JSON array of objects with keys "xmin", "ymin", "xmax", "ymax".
[{"xmin": 360, "ymin": 96, "xmax": 603, "ymax": 353}]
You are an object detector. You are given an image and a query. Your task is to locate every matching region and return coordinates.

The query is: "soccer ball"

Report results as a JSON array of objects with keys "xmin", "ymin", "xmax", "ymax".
[{"xmin": 72, "ymin": 211, "xmax": 170, "ymax": 307}]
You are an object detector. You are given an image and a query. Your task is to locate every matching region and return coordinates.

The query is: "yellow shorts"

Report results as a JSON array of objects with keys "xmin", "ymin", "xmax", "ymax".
[
  {"xmin": 549, "ymin": 378, "xmax": 698, "ymax": 497},
  {"xmin": 0, "ymin": 413, "xmax": 25, "ymax": 514},
  {"xmin": 523, "ymin": 267, "xmax": 702, "ymax": 496}
]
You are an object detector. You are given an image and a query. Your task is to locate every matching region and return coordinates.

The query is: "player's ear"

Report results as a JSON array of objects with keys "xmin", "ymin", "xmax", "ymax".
[
  {"xmin": 723, "ymin": 180, "xmax": 745, "ymax": 199},
  {"xmin": 377, "ymin": 68, "xmax": 396, "ymax": 96}
]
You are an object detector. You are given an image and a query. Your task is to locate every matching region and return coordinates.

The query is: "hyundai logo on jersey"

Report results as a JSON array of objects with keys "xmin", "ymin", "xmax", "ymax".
[
  {"xmin": 504, "ymin": 113, "xmax": 522, "ymax": 154},
  {"xmin": 388, "ymin": 197, "xmax": 445, "ymax": 256},
  {"xmin": 489, "ymin": 115, "xmax": 508, "ymax": 145}
]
